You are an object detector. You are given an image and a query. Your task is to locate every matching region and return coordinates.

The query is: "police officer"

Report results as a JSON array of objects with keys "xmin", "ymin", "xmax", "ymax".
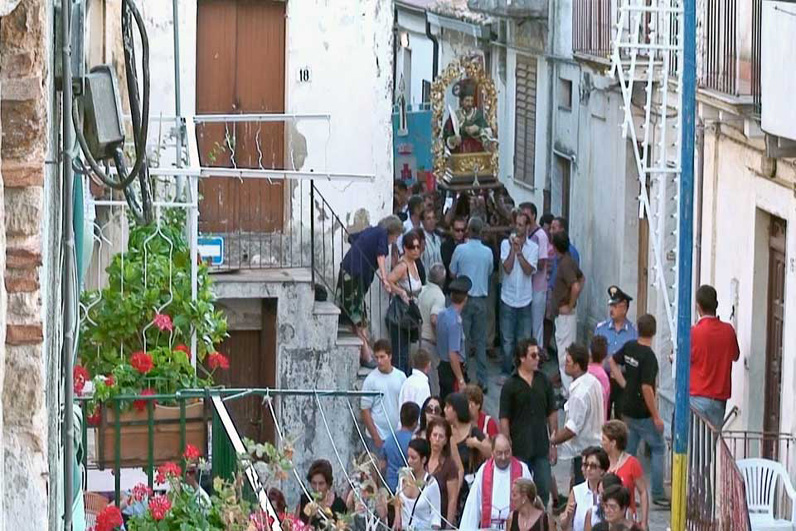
[{"xmin": 594, "ymin": 285, "xmax": 638, "ymax": 418}]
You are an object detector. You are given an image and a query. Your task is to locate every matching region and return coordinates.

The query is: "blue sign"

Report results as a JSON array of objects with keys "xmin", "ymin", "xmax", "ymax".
[
  {"xmin": 198, "ymin": 236, "xmax": 224, "ymax": 266},
  {"xmin": 392, "ymin": 105, "xmax": 433, "ymax": 187}
]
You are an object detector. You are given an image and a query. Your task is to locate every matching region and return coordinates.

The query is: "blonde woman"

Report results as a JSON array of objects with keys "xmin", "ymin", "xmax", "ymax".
[{"xmin": 505, "ymin": 478, "xmax": 550, "ymax": 531}]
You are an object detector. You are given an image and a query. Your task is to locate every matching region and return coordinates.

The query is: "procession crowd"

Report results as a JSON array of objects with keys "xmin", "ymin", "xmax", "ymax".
[{"xmin": 299, "ymin": 181, "xmax": 741, "ymax": 530}]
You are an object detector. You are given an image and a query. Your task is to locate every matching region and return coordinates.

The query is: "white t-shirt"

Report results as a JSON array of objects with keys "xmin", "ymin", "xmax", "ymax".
[
  {"xmin": 398, "ymin": 473, "xmax": 442, "ymax": 530},
  {"xmin": 398, "ymin": 371, "xmax": 431, "ymax": 411},
  {"xmin": 500, "ymin": 237, "xmax": 539, "ymax": 308},
  {"xmin": 361, "ymin": 367, "xmax": 407, "ymax": 440}
]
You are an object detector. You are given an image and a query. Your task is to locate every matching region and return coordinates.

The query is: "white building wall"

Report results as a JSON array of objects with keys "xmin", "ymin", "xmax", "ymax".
[
  {"xmin": 396, "ymin": 8, "xmax": 435, "ymax": 107},
  {"xmin": 138, "ymin": 0, "xmax": 394, "ymax": 230},
  {"xmin": 698, "ymin": 121, "xmax": 796, "ymax": 437}
]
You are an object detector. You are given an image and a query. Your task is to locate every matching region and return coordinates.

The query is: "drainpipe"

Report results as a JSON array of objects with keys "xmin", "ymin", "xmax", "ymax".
[
  {"xmin": 425, "ymin": 16, "xmax": 439, "ymax": 80},
  {"xmin": 393, "ymin": 6, "xmax": 399, "ymax": 101},
  {"xmin": 545, "ymin": 0, "xmax": 557, "ymax": 205},
  {"xmin": 694, "ymin": 117, "xmax": 704, "ymax": 291}
]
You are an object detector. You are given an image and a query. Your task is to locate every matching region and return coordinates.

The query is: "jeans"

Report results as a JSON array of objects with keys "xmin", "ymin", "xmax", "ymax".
[
  {"xmin": 500, "ymin": 301, "xmax": 533, "ymax": 374},
  {"xmin": 690, "ymin": 396, "xmax": 726, "ymax": 430},
  {"xmin": 388, "ymin": 323, "xmax": 412, "ymax": 375},
  {"xmin": 554, "ymin": 313, "xmax": 578, "ymax": 396},
  {"xmin": 530, "ymin": 289, "xmax": 546, "ymax": 349},
  {"xmin": 526, "ymin": 455, "xmax": 553, "ymax": 506},
  {"xmin": 625, "ymin": 416, "xmax": 667, "ymax": 498},
  {"xmin": 462, "ymin": 296, "xmax": 488, "ymax": 387}
]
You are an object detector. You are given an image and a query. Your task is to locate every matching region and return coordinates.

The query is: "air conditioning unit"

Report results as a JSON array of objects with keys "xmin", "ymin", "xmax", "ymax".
[{"xmin": 760, "ymin": 0, "xmax": 796, "ymax": 144}]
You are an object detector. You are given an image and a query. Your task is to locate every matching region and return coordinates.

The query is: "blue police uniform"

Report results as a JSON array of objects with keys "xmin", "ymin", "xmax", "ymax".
[{"xmin": 594, "ymin": 318, "xmax": 638, "ymax": 359}]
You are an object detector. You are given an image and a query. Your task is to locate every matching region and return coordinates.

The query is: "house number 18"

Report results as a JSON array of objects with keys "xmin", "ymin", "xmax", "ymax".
[{"xmin": 298, "ymin": 67, "xmax": 311, "ymax": 83}]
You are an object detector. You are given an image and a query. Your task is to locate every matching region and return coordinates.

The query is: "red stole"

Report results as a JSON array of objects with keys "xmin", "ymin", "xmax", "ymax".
[{"xmin": 480, "ymin": 458, "xmax": 523, "ymax": 528}]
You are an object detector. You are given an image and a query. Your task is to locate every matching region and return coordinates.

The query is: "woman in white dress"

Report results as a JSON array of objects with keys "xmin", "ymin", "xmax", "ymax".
[{"xmin": 394, "ymin": 438, "xmax": 442, "ymax": 530}]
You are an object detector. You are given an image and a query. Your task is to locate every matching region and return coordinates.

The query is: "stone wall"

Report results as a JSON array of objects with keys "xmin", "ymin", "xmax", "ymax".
[{"xmin": 1, "ymin": 0, "xmax": 50, "ymax": 527}]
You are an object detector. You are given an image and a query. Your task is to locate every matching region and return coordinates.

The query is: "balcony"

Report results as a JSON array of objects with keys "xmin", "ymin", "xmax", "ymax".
[
  {"xmin": 759, "ymin": 0, "xmax": 796, "ymax": 141},
  {"xmin": 698, "ymin": 0, "xmax": 762, "ymax": 108}
]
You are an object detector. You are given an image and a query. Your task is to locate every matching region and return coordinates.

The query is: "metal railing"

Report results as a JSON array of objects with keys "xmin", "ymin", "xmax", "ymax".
[
  {"xmin": 573, "ymin": 0, "xmax": 613, "ymax": 59},
  {"xmin": 699, "ymin": 0, "xmax": 738, "ymax": 94},
  {"xmin": 751, "ymin": 0, "xmax": 762, "ymax": 114},
  {"xmin": 686, "ymin": 407, "xmax": 753, "ymax": 530}
]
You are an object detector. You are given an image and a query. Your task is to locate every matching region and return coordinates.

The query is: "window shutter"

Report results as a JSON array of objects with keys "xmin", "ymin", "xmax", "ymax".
[{"xmin": 513, "ymin": 56, "xmax": 538, "ymax": 187}]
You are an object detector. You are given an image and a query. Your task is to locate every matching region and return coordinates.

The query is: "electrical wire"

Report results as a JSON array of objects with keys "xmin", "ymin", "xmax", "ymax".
[{"xmin": 72, "ymin": 0, "xmax": 153, "ymax": 224}]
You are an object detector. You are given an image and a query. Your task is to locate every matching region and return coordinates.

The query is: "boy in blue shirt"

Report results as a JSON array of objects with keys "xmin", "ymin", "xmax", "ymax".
[{"xmin": 381, "ymin": 401, "xmax": 420, "ymax": 492}]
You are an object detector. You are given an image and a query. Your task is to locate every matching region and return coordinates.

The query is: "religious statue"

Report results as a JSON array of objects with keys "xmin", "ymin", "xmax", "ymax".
[
  {"xmin": 431, "ymin": 55, "xmax": 499, "ymax": 190},
  {"xmin": 442, "ymin": 78, "xmax": 495, "ymax": 154}
]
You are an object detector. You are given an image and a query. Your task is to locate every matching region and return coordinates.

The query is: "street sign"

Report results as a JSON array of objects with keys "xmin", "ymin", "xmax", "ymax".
[{"xmin": 198, "ymin": 236, "xmax": 224, "ymax": 266}]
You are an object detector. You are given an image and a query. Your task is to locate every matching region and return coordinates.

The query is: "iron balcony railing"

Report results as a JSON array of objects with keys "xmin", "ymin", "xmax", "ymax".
[
  {"xmin": 686, "ymin": 407, "xmax": 753, "ymax": 530},
  {"xmin": 698, "ymin": 0, "xmax": 762, "ymax": 101}
]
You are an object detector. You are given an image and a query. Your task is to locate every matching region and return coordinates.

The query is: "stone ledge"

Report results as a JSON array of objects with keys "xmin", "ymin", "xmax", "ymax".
[
  {"xmin": 3, "ymin": 160, "xmax": 44, "ymax": 187},
  {"xmin": 6, "ymin": 323, "xmax": 43, "ymax": 345}
]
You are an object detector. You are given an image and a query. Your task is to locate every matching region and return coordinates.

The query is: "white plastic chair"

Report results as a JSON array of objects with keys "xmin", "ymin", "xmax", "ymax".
[{"xmin": 737, "ymin": 458, "xmax": 796, "ymax": 530}]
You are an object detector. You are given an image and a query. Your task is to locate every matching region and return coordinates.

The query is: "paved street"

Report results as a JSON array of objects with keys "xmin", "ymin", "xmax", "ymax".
[{"xmin": 478, "ymin": 351, "xmax": 672, "ymax": 530}]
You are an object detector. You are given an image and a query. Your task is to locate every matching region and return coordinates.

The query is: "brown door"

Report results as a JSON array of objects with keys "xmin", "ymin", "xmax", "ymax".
[
  {"xmin": 637, "ymin": 179, "xmax": 651, "ymax": 315},
  {"xmin": 196, "ymin": 0, "xmax": 286, "ymax": 233},
  {"xmin": 763, "ymin": 216, "xmax": 786, "ymax": 457},
  {"xmin": 212, "ymin": 300, "xmax": 277, "ymax": 443}
]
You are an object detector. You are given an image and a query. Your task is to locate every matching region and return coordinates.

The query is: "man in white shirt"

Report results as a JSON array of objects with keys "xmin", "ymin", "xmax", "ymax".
[
  {"xmin": 361, "ymin": 339, "xmax": 407, "ymax": 450},
  {"xmin": 519, "ymin": 202, "xmax": 550, "ymax": 350},
  {"xmin": 417, "ymin": 263, "xmax": 447, "ymax": 395},
  {"xmin": 460, "ymin": 434, "xmax": 532, "ymax": 530},
  {"xmin": 499, "ymin": 211, "xmax": 539, "ymax": 379},
  {"xmin": 399, "ymin": 349, "xmax": 432, "ymax": 409},
  {"xmin": 550, "ymin": 344, "xmax": 604, "ymax": 485}
]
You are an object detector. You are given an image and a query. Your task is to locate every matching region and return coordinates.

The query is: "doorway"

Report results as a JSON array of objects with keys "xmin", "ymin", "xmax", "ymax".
[
  {"xmin": 196, "ymin": 0, "xmax": 286, "ymax": 233},
  {"xmin": 212, "ymin": 299, "xmax": 278, "ymax": 443},
  {"xmin": 763, "ymin": 216, "xmax": 786, "ymax": 456},
  {"xmin": 551, "ymin": 154, "xmax": 571, "ymax": 219}
]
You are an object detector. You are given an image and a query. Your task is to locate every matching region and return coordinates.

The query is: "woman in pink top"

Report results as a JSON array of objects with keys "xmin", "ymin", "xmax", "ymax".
[{"xmin": 589, "ymin": 335, "xmax": 611, "ymax": 421}]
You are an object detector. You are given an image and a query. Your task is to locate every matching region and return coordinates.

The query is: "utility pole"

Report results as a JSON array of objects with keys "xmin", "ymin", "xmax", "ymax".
[{"xmin": 671, "ymin": 0, "xmax": 697, "ymax": 522}]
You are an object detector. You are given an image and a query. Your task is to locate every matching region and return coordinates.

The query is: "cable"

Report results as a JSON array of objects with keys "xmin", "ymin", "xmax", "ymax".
[{"xmin": 72, "ymin": 0, "xmax": 152, "ymax": 223}]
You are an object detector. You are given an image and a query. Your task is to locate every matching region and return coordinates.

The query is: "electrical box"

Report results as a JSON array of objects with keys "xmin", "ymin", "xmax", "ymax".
[
  {"xmin": 54, "ymin": 0, "xmax": 86, "ymax": 92},
  {"xmin": 79, "ymin": 65, "xmax": 125, "ymax": 161}
]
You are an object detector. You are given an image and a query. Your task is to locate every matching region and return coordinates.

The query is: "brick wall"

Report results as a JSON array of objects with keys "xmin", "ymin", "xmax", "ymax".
[{"xmin": 1, "ymin": 0, "xmax": 49, "ymax": 527}]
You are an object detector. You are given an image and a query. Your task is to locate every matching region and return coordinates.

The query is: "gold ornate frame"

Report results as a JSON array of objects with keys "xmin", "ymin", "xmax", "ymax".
[{"xmin": 431, "ymin": 54, "xmax": 499, "ymax": 185}]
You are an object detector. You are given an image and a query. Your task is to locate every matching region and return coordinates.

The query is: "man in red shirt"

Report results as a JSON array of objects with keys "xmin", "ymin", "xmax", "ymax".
[{"xmin": 690, "ymin": 284, "xmax": 740, "ymax": 429}]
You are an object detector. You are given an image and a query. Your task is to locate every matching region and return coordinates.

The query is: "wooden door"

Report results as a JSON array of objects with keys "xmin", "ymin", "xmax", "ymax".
[
  {"xmin": 637, "ymin": 180, "xmax": 651, "ymax": 315},
  {"xmin": 212, "ymin": 300, "xmax": 277, "ymax": 443},
  {"xmin": 196, "ymin": 0, "xmax": 286, "ymax": 233},
  {"xmin": 763, "ymin": 217, "xmax": 786, "ymax": 457}
]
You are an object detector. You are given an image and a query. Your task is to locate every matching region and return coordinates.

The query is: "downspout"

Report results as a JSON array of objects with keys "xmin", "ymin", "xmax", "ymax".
[
  {"xmin": 425, "ymin": 15, "xmax": 439, "ymax": 80},
  {"xmin": 393, "ymin": 6, "xmax": 399, "ymax": 101},
  {"xmin": 694, "ymin": 117, "xmax": 704, "ymax": 291},
  {"xmin": 545, "ymin": 0, "xmax": 557, "ymax": 206}
]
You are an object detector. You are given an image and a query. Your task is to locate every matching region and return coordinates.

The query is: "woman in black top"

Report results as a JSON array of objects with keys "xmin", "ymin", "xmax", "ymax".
[
  {"xmin": 506, "ymin": 478, "xmax": 549, "ymax": 531},
  {"xmin": 298, "ymin": 459, "xmax": 348, "ymax": 528},
  {"xmin": 444, "ymin": 392, "xmax": 491, "ymax": 521}
]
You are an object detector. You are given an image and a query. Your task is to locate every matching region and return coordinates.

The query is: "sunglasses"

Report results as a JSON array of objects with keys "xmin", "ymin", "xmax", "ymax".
[
  {"xmin": 426, "ymin": 405, "xmax": 442, "ymax": 414},
  {"xmin": 453, "ymin": 227, "xmax": 466, "ymax": 232},
  {"xmin": 523, "ymin": 351, "xmax": 539, "ymax": 360},
  {"xmin": 583, "ymin": 462, "xmax": 601, "ymax": 470},
  {"xmin": 405, "ymin": 244, "xmax": 420, "ymax": 250}
]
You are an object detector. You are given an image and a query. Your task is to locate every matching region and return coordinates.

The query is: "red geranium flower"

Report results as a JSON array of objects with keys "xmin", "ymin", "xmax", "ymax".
[
  {"xmin": 95, "ymin": 504, "xmax": 123, "ymax": 531},
  {"xmin": 148, "ymin": 494, "xmax": 172, "ymax": 520},
  {"xmin": 130, "ymin": 351, "xmax": 154, "ymax": 374},
  {"xmin": 174, "ymin": 344, "xmax": 190, "ymax": 359},
  {"xmin": 183, "ymin": 443, "xmax": 202, "ymax": 461},
  {"xmin": 208, "ymin": 351, "xmax": 230, "ymax": 370},
  {"xmin": 87, "ymin": 407, "xmax": 102, "ymax": 427},
  {"xmin": 249, "ymin": 510, "xmax": 275, "ymax": 530},
  {"xmin": 131, "ymin": 483, "xmax": 152, "ymax": 502},
  {"xmin": 104, "ymin": 374, "xmax": 115, "ymax": 388},
  {"xmin": 74, "ymin": 365, "xmax": 90, "ymax": 396},
  {"xmin": 155, "ymin": 462, "xmax": 182, "ymax": 485},
  {"xmin": 153, "ymin": 313, "xmax": 174, "ymax": 332},
  {"xmin": 133, "ymin": 388, "xmax": 157, "ymax": 412}
]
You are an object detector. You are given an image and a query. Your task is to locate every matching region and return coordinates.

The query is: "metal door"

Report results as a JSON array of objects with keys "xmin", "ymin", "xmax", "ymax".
[{"xmin": 763, "ymin": 217, "xmax": 786, "ymax": 458}]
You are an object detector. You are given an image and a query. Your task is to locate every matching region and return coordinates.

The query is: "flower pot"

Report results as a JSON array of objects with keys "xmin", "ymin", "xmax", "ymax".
[{"xmin": 95, "ymin": 400, "xmax": 207, "ymax": 469}]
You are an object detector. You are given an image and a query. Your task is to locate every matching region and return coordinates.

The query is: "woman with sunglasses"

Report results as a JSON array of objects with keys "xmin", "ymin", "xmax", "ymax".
[
  {"xmin": 561, "ymin": 446, "xmax": 609, "ymax": 531},
  {"xmin": 426, "ymin": 417, "xmax": 463, "ymax": 528},
  {"xmin": 387, "ymin": 230, "xmax": 424, "ymax": 375},
  {"xmin": 418, "ymin": 396, "xmax": 442, "ymax": 439}
]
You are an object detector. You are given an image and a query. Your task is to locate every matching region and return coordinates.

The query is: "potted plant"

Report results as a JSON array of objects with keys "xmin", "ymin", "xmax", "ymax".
[{"xmin": 75, "ymin": 209, "xmax": 229, "ymax": 467}]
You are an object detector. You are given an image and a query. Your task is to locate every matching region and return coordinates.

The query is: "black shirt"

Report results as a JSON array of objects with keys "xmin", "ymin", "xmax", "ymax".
[
  {"xmin": 299, "ymin": 493, "xmax": 348, "ymax": 527},
  {"xmin": 456, "ymin": 425, "xmax": 487, "ymax": 474},
  {"xmin": 440, "ymin": 237, "xmax": 462, "ymax": 294},
  {"xmin": 614, "ymin": 340, "xmax": 659, "ymax": 419},
  {"xmin": 499, "ymin": 370, "xmax": 556, "ymax": 461}
]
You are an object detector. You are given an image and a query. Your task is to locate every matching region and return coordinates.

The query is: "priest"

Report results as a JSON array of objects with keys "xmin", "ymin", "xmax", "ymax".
[{"xmin": 460, "ymin": 434, "xmax": 533, "ymax": 530}]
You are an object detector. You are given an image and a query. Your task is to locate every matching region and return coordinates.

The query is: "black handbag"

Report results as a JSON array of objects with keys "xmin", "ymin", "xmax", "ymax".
[{"xmin": 385, "ymin": 267, "xmax": 423, "ymax": 334}]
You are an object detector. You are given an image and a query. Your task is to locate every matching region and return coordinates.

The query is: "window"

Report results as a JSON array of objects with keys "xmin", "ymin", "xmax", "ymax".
[
  {"xmin": 513, "ymin": 56, "xmax": 538, "ymax": 186},
  {"xmin": 559, "ymin": 77, "xmax": 573, "ymax": 111}
]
